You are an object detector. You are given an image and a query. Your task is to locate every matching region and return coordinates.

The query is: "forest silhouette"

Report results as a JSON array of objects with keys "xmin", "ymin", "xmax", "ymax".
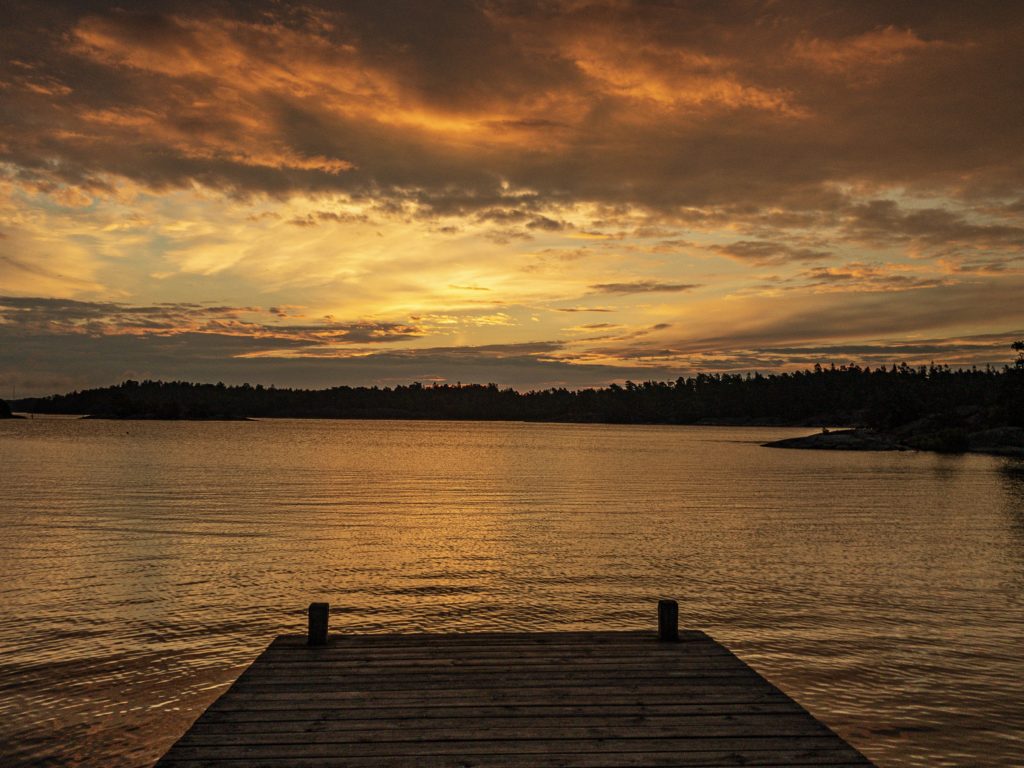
[{"xmin": 11, "ymin": 344, "xmax": 1024, "ymax": 437}]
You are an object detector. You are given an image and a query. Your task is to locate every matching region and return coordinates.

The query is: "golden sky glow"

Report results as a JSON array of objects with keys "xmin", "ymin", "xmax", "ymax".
[{"xmin": 3, "ymin": 1, "xmax": 1024, "ymax": 393}]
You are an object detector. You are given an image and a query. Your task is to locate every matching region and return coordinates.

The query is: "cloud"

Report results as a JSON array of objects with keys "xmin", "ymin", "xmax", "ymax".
[
  {"xmin": 709, "ymin": 240, "xmax": 831, "ymax": 266},
  {"xmin": 792, "ymin": 263, "xmax": 948, "ymax": 292},
  {"xmin": 4, "ymin": 0, "xmax": 1024, "ymax": 213},
  {"xmin": 570, "ymin": 323, "xmax": 618, "ymax": 330},
  {"xmin": 791, "ymin": 27, "xmax": 935, "ymax": 75},
  {"xmin": 588, "ymin": 281, "xmax": 700, "ymax": 294},
  {"xmin": 941, "ymin": 256, "xmax": 1023, "ymax": 275},
  {"xmin": 0, "ymin": 254, "xmax": 100, "ymax": 293},
  {"xmin": 0, "ymin": 328, "xmax": 671, "ymax": 396},
  {"xmin": 0, "ymin": 296, "xmax": 422, "ymax": 344},
  {"xmin": 3, "ymin": 1, "xmax": 1024, "ymax": 393},
  {"xmin": 288, "ymin": 210, "xmax": 370, "ymax": 227},
  {"xmin": 669, "ymin": 277, "xmax": 1024, "ymax": 353},
  {"xmin": 526, "ymin": 215, "xmax": 568, "ymax": 231},
  {"xmin": 843, "ymin": 200, "xmax": 1024, "ymax": 249}
]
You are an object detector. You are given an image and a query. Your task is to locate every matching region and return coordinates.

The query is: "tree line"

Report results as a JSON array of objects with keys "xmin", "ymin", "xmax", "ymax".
[{"xmin": 11, "ymin": 344, "xmax": 1024, "ymax": 429}]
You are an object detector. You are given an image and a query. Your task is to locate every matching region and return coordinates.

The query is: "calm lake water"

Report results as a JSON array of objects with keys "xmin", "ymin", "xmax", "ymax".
[{"xmin": 0, "ymin": 417, "xmax": 1022, "ymax": 767}]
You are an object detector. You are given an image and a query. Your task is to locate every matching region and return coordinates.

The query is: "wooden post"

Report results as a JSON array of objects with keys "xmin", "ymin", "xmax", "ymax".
[
  {"xmin": 658, "ymin": 599, "xmax": 678, "ymax": 641},
  {"xmin": 308, "ymin": 602, "xmax": 329, "ymax": 646}
]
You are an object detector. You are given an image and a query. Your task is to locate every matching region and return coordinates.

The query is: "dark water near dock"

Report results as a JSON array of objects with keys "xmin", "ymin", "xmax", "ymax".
[{"xmin": 1, "ymin": 418, "xmax": 1022, "ymax": 767}]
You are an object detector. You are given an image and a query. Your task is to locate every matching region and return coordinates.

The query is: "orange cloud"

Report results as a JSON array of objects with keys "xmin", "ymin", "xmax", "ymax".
[
  {"xmin": 3, "ymin": 1, "xmax": 1024, "ymax": 392},
  {"xmin": 792, "ymin": 27, "xmax": 936, "ymax": 74},
  {"xmin": 566, "ymin": 36, "xmax": 806, "ymax": 117}
]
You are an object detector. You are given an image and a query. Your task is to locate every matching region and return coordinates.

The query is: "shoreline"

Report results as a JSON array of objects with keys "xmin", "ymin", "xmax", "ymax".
[
  {"xmin": 15, "ymin": 411, "xmax": 848, "ymax": 428},
  {"xmin": 764, "ymin": 427, "xmax": 1024, "ymax": 457},
  {"xmin": 12, "ymin": 413, "xmax": 1024, "ymax": 457}
]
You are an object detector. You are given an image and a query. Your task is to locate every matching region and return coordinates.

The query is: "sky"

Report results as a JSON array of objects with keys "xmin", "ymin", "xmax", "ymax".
[{"xmin": 2, "ymin": 0, "xmax": 1024, "ymax": 395}]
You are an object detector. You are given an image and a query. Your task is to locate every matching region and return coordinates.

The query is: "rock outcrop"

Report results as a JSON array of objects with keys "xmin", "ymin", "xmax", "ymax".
[
  {"xmin": 0, "ymin": 399, "xmax": 18, "ymax": 418},
  {"xmin": 765, "ymin": 424, "xmax": 1024, "ymax": 456},
  {"xmin": 764, "ymin": 429, "xmax": 903, "ymax": 451}
]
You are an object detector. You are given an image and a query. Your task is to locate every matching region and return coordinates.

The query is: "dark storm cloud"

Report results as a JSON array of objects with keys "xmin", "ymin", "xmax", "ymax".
[{"xmin": 3, "ymin": 0, "xmax": 1024, "ymax": 216}]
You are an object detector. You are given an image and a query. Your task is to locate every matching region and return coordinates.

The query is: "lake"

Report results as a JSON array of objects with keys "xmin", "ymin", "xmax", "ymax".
[{"xmin": 0, "ymin": 417, "xmax": 1022, "ymax": 767}]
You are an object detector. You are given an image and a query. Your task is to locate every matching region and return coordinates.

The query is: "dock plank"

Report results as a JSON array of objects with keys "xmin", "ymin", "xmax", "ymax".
[
  {"xmin": 156, "ymin": 631, "xmax": 874, "ymax": 767},
  {"xmin": 188, "ymin": 711, "xmax": 815, "ymax": 732}
]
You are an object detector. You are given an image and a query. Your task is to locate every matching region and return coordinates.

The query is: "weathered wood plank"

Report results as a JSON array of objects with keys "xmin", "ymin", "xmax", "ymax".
[
  {"xmin": 207, "ymin": 686, "xmax": 795, "ymax": 709},
  {"xmin": 189, "ymin": 716, "xmax": 820, "ymax": 736},
  {"xmin": 238, "ymin": 656, "xmax": 758, "ymax": 673},
  {"xmin": 161, "ymin": 737, "xmax": 862, "ymax": 761},
  {"xmin": 265, "ymin": 635, "xmax": 718, "ymax": 646},
  {"xmin": 226, "ymin": 685, "xmax": 778, "ymax": 700},
  {"xmin": 250, "ymin": 654, "xmax": 740, "ymax": 668},
  {"xmin": 199, "ymin": 700, "xmax": 806, "ymax": 722},
  {"xmin": 231, "ymin": 669, "xmax": 765, "ymax": 686},
  {"xmin": 181, "ymin": 709, "xmax": 833, "ymax": 732},
  {"xmin": 159, "ymin": 752, "xmax": 869, "ymax": 768},
  {"xmin": 264, "ymin": 637, "xmax": 725, "ymax": 649},
  {"xmin": 178, "ymin": 722, "xmax": 834, "ymax": 744},
  {"xmin": 255, "ymin": 646, "xmax": 731, "ymax": 662},
  {"xmin": 155, "ymin": 630, "xmax": 873, "ymax": 767},
  {"xmin": 252, "ymin": 647, "xmax": 737, "ymax": 667}
]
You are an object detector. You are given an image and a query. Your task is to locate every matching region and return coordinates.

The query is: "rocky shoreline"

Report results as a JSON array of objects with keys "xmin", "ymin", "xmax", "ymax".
[
  {"xmin": 0, "ymin": 400, "xmax": 24, "ymax": 419},
  {"xmin": 764, "ymin": 426, "xmax": 1024, "ymax": 457}
]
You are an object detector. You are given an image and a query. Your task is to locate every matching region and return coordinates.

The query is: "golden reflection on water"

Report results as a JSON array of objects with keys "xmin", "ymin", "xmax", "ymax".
[{"xmin": 1, "ymin": 418, "xmax": 1023, "ymax": 767}]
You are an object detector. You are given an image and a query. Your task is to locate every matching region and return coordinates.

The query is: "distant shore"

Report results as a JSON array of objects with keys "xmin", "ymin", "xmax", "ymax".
[{"xmin": 8, "ymin": 360, "xmax": 1023, "ymax": 459}]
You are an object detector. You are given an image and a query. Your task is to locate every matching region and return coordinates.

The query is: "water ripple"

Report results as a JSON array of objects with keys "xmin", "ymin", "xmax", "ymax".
[{"xmin": 0, "ymin": 418, "xmax": 1022, "ymax": 767}]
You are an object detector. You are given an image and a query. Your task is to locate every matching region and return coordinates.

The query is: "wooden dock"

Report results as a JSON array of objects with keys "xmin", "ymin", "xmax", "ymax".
[{"xmin": 156, "ymin": 602, "xmax": 874, "ymax": 767}]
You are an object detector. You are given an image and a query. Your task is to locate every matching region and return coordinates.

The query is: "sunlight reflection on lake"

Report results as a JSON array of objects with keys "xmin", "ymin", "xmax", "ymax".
[{"xmin": 1, "ymin": 418, "xmax": 1022, "ymax": 767}]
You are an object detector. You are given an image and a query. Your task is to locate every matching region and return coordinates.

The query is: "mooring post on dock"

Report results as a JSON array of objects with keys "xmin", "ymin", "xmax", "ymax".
[
  {"xmin": 658, "ymin": 598, "xmax": 678, "ymax": 640},
  {"xmin": 308, "ymin": 601, "xmax": 329, "ymax": 645}
]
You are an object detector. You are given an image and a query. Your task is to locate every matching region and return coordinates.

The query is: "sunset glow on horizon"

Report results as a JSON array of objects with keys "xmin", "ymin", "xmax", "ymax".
[{"xmin": 3, "ymin": 1, "xmax": 1024, "ymax": 395}]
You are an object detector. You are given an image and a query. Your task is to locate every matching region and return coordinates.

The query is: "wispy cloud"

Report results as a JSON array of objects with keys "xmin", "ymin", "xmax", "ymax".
[
  {"xmin": 0, "ymin": 296, "xmax": 422, "ymax": 345},
  {"xmin": 589, "ymin": 281, "xmax": 700, "ymax": 295},
  {"xmin": 709, "ymin": 241, "xmax": 831, "ymax": 266}
]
